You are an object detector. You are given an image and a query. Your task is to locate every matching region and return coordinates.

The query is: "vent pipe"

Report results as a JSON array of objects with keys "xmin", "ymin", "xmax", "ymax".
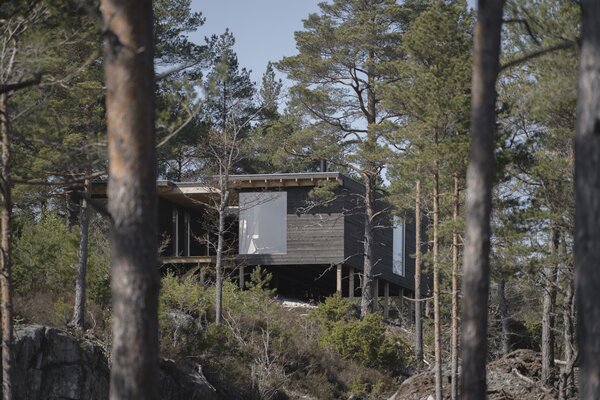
[{"xmin": 320, "ymin": 159, "xmax": 328, "ymax": 172}]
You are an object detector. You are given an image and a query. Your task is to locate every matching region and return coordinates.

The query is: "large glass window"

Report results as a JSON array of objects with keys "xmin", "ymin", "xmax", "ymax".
[
  {"xmin": 239, "ymin": 192, "xmax": 287, "ymax": 255},
  {"xmin": 393, "ymin": 217, "xmax": 405, "ymax": 276}
]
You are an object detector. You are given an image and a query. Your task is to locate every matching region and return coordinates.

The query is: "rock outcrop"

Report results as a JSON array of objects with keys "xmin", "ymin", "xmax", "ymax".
[
  {"xmin": 12, "ymin": 325, "xmax": 220, "ymax": 400},
  {"xmin": 14, "ymin": 325, "xmax": 109, "ymax": 400}
]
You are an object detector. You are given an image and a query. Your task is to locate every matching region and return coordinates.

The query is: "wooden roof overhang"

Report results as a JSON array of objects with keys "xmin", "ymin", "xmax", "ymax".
[
  {"xmin": 90, "ymin": 180, "xmax": 220, "ymax": 209},
  {"xmin": 90, "ymin": 172, "xmax": 359, "ymax": 208},
  {"xmin": 228, "ymin": 172, "xmax": 345, "ymax": 189}
]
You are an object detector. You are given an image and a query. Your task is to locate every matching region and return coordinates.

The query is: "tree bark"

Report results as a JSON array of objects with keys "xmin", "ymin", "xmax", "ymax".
[
  {"xmin": 0, "ymin": 92, "xmax": 14, "ymax": 400},
  {"xmin": 575, "ymin": 2, "xmax": 600, "ymax": 398},
  {"xmin": 460, "ymin": 1, "xmax": 504, "ymax": 399},
  {"xmin": 100, "ymin": 1, "xmax": 159, "ymax": 399},
  {"xmin": 433, "ymin": 169, "xmax": 442, "ymax": 400},
  {"xmin": 541, "ymin": 227, "xmax": 559, "ymax": 387},
  {"xmin": 360, "ymin": 49, "xmax": 378, "ymax": 319},
  {"xmin": 497, "ymin": 280, "xmax": 510, "ymax": 356},
  {"xmin": 360, "ymin": 172, "xmax": 376, "ymax": 318},
  {"xmin": 71, "ymin": 171, "xmax": 91, "ymax": 329},
  {"xmin": 451, "ymin": 174, "xmax": 460, "ymax": 400},
  {"xmin": 214, "ymin": 172, "xmax": 229, "ymax": 325},
  {"xmin": 558, "ymin": 273, "xmax": 576, "ymax": 400},
  {"xmin": 415, "ymin": 179, "xmax": 424, "ymax": 364}
]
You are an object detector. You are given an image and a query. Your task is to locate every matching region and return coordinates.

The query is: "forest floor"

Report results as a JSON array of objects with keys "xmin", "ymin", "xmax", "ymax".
[{"xmin": 389, "ymin": 349, "xmax": 573, "ymax": 400}]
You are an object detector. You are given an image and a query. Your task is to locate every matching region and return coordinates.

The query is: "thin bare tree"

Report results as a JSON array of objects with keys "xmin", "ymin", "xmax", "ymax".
[
  {"xmin": 0, "ymin": 5, "xmax": 49, "ymax": 398},
  {"xmin": 414, "ymin": 178, "xmax": 423, "ymax": 364},
  {"xmin": 450, "ymin": 174, "xmax": 460, "ymax": 400}
]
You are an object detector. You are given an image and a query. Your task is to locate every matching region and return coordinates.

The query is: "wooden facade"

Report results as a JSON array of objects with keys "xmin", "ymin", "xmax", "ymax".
[{"xmin": 92, "ymin": 172, "xmax": 425, "ymax": 300}]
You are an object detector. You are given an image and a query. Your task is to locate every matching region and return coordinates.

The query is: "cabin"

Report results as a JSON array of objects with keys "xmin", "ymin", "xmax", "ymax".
[{"xmin": 92, "ymin": 172, "xmax": 424, "ymax": 317}]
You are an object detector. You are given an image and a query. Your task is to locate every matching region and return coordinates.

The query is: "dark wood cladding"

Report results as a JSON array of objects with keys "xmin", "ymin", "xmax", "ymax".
[
  {"xmin": 240, "ymin": 186, "xmax": 345, "ymax": 266},
  {"xmin": 237, "ymin": 182, "xmax": 419, "ymax": 293},
  {"xmin": 149, "ymin": 173, "xmax": 421, "ymax": 295},
  {"xmin": 342, "ymin": 189, "xmax": 418, "ymax": 292}
]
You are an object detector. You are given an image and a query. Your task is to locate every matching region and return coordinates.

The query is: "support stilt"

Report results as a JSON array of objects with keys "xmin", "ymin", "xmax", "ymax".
[
  {"xmin": 384, "ymin": 281, "xmax": 390, "ymax": 320},
  {"xmin": 349, "ymin": 267, "xmax": 355, "ymax": 298}
]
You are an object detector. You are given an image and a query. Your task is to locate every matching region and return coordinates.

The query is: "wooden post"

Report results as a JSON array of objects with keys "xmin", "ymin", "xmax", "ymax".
[
  {"xmin": 349, "ymin": 267, "xmax": 355, "ymax": 298},
  {"xmin": 239, "ymin": 266, "xmax": 245, "ymax": 290},
  {"xmin": 399, "ymin": 287, "xmax": 404, "ymax": 322},
  {"xmin": 336, "ymin": 264, "xmax": 343, "ymax": 294},
  {"xmin": 410, "ymin": 290, "xmax": 415, "ymax": 324},
  {"xmin": 384, "ymin": 281, "xmax": 390, "ymax": 320},
  {"xmin": 374, "ymin": 279, "xmax": 379, "ymax": 311}
]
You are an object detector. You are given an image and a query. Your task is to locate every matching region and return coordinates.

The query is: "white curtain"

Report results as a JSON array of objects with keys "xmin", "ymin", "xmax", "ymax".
[
  {"xmin": 239, "ymin": 192, "xmax": 287, "ymax": 254},
  {"xmin": 393, "ymin": 217, "xmax": 405, "ymax": 275}
]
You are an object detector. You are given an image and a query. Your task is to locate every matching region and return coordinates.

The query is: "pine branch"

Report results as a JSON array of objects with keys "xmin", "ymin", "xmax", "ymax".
[
  {"xmin": 0, "ymin": 73, "xmax": 41, "ymax": 95},
  {"xmin": 501, "ymin": 40, "xmax": 577, "ymax": 71}
]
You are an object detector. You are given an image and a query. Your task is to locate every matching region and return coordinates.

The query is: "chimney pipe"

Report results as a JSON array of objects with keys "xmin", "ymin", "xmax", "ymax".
[{"xmin": 320, "ymin": 159, "xmax": 328, "ymax": 172}]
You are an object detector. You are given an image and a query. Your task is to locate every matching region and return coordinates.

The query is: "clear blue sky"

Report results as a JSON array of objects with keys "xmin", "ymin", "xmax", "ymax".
[
  {"xmin": 189, "ymin": 1, "xmax": 322, "ymax": 86},
  {"xmin": 189, "ymin": 0, "xmax": 477, "ymax": 87}
]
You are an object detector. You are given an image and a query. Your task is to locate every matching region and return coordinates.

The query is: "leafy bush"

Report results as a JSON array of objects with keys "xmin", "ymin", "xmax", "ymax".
[
  {"xmin": 11, "ymin": 213, "xmax": 111, "ymax": 335},
  {"xmin": 156, "ymin": 272, "xmax": 399, "ymax": 399},
  {"xmin": 313, "ymin": 294, "xmax": 407, "ymax": 372},
  {"xmin": 158, "ymin": 272, "xmax": 211, "ymax": 358},
  {"xmin": 13, "ymin": 214, "xmax": 78, "ymax": 293},
  {"xmin": 13, "ymin": 213, "xmax": 110, "ymax": 306},
  {"xmin": 311, "ymin": 292, "xmax": 358, "ymax": 327}
]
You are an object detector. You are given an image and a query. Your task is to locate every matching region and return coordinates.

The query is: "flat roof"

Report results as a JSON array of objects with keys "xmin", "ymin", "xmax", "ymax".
[{"xmin": 92, "ymin": 172, "xmax": 364, "ymax": 201}]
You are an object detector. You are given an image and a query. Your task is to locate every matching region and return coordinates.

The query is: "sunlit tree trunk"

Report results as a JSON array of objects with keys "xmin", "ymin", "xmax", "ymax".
[
  {"xmin": 0, "ymin": 92, "xmax": 14, "ymax": 400},
  {"xmin": 100, "ymin": 0, "xmax": 159, "ymax": 399},
  {"xmin": 460, "ymin": 1, "xmax": 504, "ymax": 398}
]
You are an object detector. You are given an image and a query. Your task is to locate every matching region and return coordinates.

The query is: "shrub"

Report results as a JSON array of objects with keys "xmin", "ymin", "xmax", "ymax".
[
  {"xmin": 13, "ymin": 214, "xmax": 78, "ymax": 293},
  {"xmin": 313, "ymin": 295, "xmax": 407, "ymax": 372},
  {"xmin": 311, "ymin": 293, "xmax": 358, "ymax": 328},
  {"xmin": 13, "ymin": 213, "xmax": 111, "ymax": 307},
  {"xmin": 158, "ymin": 272, "xmax": 211, "ymax": 358}
]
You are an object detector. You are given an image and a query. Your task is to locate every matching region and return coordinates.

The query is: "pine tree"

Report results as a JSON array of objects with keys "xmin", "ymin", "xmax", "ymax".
[
  {"xmin": 278, "ymin": 0, "xmax": 411, "ymax": 318},
  {"xmin": 386, "ymin": 2, "xmax": 472, "ymax": 397}
]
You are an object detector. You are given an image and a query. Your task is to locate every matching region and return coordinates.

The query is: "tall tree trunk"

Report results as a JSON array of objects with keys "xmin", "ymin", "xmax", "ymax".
[
  {"xmin": 415, "ymin": 179, "xmax": 424, "ymax": 364},
  {"xmin": 100, "ymin": 1, "xmax": 159, "ymax": 399},
  {"xmin": 0, "ymin": 92, "xmax": 14, "ymax": 400},
  {"xmin": 541, "ymin": 227, "xmax": 559, "ymax": 387},
  {"xmin": 433, "ymin": 169, "xmax": 442, "ymax": 400},
  {"xmin": 559, "ymin": 273, "xmax": 576, "ymax": 400},
  {"xmin": 215, "ymin": 173, "xmax": 229, "ymax": 325},
  {"xmin": 360, "ymin": 49, "xmax": 378, "ymax": 319},
  {"xmin": 575, "ymin": 3, "xmax": 600, "ymax": 398},
  {"xmin": 497, "ymin": 280, "xmax": 510, "ymax": 356},
  {"xmin": 360, "ymin": 173, "xmax": 376, "ymax": 318},
  {"xmin": 451, "ymin": 174, "xmax": 460, "ymax": 400},
  {"xmin": 460, "ymin": 1, "xmax": 504, "ymax": 398},
  {"xmin": 71, "ymin": 169, "xmax": 92, "ymax": 329}
]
